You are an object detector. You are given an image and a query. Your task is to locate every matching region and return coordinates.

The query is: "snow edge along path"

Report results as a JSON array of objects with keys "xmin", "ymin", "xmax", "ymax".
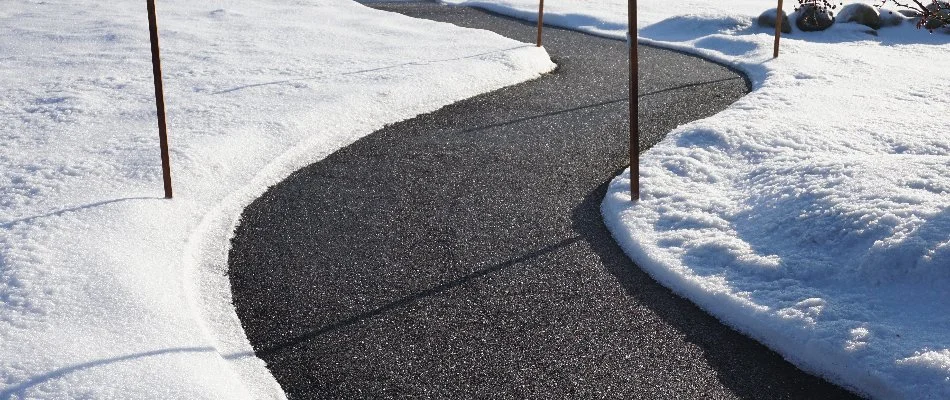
[
  {"xmin": 442, "ymin": 0, "xmax": 950, "ymax": 399},
  {"xmin": 0, "ymin": 0, "xmax": 553, "ymax": 398}
]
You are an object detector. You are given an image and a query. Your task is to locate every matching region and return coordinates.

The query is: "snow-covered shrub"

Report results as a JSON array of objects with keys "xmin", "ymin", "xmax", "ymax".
[{"xmin": 795, "ymin": 0, "xmax": 842, "ymax": 31}]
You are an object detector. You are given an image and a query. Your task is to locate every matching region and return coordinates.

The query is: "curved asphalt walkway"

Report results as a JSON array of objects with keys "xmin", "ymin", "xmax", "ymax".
[{"xmin": 228, "ymin": 3, "xmax": 859, "ymax": 399}]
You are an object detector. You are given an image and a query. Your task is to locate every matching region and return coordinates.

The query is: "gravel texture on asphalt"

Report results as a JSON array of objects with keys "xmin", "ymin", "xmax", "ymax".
[{"xmin": 228, "ymin": 3, "xmax": 861, "ymax": 398}]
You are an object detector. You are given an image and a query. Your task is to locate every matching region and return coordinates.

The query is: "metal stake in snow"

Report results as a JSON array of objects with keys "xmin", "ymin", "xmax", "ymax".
[
  {"xmin": 147, "ymin": 0, "xmax": 173, "ymax": 199},
  {"xmin": 536, "ymin": 0, "xmax": 545, "ymax": 47},
  {"xmin": 629, "ymin": 0, "xmax": 639, "ymax": 201},
  {"xmin": 774, "ymin": 0, "xmax": 784, "ymax": 58}
]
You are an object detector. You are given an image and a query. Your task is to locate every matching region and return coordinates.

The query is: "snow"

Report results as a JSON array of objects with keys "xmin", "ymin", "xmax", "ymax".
[
  {"xmin": 0, "ymin": 0, "xmax": 553, "ymax": 398},
  {"xmin": 5, "ymin": 0, "xmax": 949, "ymax": 397},
  {"xmin": 439, "ymin": 0, "xmax": 950, "ymax": 397}
]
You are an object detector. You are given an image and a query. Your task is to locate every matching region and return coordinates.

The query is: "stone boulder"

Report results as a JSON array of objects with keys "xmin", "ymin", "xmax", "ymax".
[
  {"xmin": 878, "ymin": 9, "xmax": 906, "ymax": 27},
  {"xmin": 897, "ymin": 9, "xmax": 921, "ymax": 18},
  {"xmin": 926, "ymin": 1, "xmax": 950, "ymax": 13},
  {"xmin": 796, "ymin": 4, "xmax": 835, "ymax": 32},
  {"xmin": 924, "ymin": 2, "xmax": 950, "ymax": 30},
  {"xmin": 838, "ymin": 3, "xmax": 881, "ymax": 29},
  {"xmin": 758, "ymin": 8, "xmax": 792, "ymax": 34}
]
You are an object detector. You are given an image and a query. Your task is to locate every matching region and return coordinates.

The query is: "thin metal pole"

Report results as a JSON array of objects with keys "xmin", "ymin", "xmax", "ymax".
[
  {"xmin": 773, "ymin": 0, "xmax": 784, "ymax": 58},
  {"xmin": 147, "ymin": 0, "xmax": 173, "ymax": 199},
  {"xmin": 536, "ymin": 0, "xmax": 545, "ymax": 47},
  {"xmin": 629, "ymin": 0, "xmax": 639, "ymax": 201}
]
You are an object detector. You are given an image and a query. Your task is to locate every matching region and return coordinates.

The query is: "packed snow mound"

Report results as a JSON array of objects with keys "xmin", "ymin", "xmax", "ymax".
[
  {"xmin": 0, "ymin": 0, "xmax": 553, "ymax": 398},
  {"xmin": 443, "ymin": 0, "xmax": 950, "ymax": 397}
]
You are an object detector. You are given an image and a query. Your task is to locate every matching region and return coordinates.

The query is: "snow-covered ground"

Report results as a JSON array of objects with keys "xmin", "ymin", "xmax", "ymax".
[
  {"xmin": 5, "ymin": 0, "xmax": 949, "ymax": 397},
  {"xmin": 0, "ymin": 0, "xmax": 553, "ymax": 397},
  {"xmin": 442, "ymin": 0, "xmax": 950, "ymax": 398}
]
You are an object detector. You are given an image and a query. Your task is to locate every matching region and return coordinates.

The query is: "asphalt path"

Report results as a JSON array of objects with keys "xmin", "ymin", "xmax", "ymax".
[{"xmin": 228, "ymin": 3, "xmax": 860, "ymax": 398}]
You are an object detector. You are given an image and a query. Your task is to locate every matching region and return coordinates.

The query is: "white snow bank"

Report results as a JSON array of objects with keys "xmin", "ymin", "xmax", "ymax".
[
  {"xmin": 0, "ymin": 0, "xmax": 553, "ymax": 397},
  {"xmin": 442, "ymin": 0, "xmax": 950, "ymax": 398}
]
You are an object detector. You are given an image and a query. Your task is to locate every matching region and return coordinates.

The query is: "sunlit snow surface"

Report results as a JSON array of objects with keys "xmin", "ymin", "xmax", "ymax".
[
  {"xmin": 440, "ymin": 0, "xmax": 950, "ymax": 398},
  {"xmin": 0, "ymin": 0, "xmax": 554, "ymax": 397}
]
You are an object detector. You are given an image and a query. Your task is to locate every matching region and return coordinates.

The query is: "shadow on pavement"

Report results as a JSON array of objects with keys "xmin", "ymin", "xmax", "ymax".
[{"xmin": 255, "ymin": 236, "xmax": 582, "ymax": 358}]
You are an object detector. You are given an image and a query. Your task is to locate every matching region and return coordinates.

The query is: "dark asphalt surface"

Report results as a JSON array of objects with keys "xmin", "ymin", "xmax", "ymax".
[{"xmin": 228, "ymin": 3, "xmax": 860, "ymax": 399}]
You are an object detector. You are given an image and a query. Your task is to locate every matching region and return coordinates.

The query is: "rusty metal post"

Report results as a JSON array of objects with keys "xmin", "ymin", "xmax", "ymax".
[
  {"xmin": 629, "ymin": 0, "xmax": 639, "ymax": 201},
  {"xmin": 536, "ymin": 0, "xmax": 545, "ymax": 47},
  {"xmin": 774, "ymin": 0, "xmax": 784, "ymax": 58},
  {"xmin": 147, "ymin": 0, "xmax": 173, "ymax": 199}
]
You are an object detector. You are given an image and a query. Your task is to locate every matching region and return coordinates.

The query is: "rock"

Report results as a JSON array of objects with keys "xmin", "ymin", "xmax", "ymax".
[
  {"xmin": 924, "ymin": 16, "xmax": 947, "ymax": 30},
  {"xmin": 796, "ymin": 4, "xmax": 835, "ymax": 32},
  {"xmin": 838, "ymin": 3, "xmax": 881, "ymax": 29},
  {"xmin": 924, "ymin": 3, "xmax": 950, "ymax": 30},
  {"xmin": 758, "ymin": 8, "xmax": 792, "ymax": 34},
  {"xmin": 878, "ymin": 9, "xmax": 906, "ymax": 27},
  {"xmin": 897, "ymin": 9, "xmax": 921, "ymax": 18},
  {"xmin": 926, "ymin": 1, "xmax": 949, "ymax": 13}
]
